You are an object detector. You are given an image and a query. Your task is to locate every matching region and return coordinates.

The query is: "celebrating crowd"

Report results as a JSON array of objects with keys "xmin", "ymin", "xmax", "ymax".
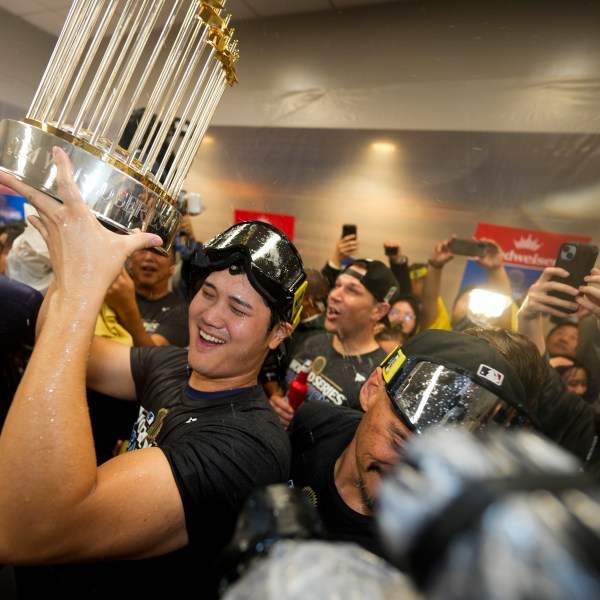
[{"xmin": 1, "ymin": 148, "xmax": 600, "ymax": 598}]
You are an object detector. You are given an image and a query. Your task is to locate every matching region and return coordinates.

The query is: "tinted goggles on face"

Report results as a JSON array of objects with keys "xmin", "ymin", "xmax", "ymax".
[{"xmin": 382, "ymin": 357, "xmax": 533, "ymax": 434}]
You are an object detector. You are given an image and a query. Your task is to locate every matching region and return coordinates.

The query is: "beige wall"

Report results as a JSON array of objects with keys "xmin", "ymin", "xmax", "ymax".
[
  {"xmin": 213, "ymin": 1, "xmax": 600, "ymax": 134},
  {"xmin": 1, "ymin": 1, "xmax": 599, "ymax": 308},
  {"xmin": 0, "ymin": 9, "xmax": 55, "ymax": 116}
]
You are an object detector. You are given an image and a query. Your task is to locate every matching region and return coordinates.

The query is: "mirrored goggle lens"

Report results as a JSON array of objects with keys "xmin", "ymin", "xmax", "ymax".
[
  {"xmin": 386, "ymin": 361, "xmax": 531, "ymax": 434},
  {"xmin": 206, "ymin": 222, "xmax": 304, "ymax": 292}
]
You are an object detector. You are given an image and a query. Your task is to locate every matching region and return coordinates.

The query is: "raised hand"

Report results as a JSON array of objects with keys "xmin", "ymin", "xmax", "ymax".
[
  {"xmin": 269, "ymin": 394, "xmax": 295, "ymax": 430},
  {"xmin": 0, "ymin": 147, "xmax": 163, "ymax": 300},
  {"xmin": 519, "ymin": 266, "xmax": 580, "ymax": 322},
  {"xmin": 429, "ymin": 236, "xmax": 455, "ymax": 269},
  {"xmin": 332, "ymin": 232, "xmax": 359, "ymax": 267},
  {"xmin": 476, "ymin": 238, "xmax": 505, "ymax": 270},
  {"xmin": 517, "ymin": 266, "xmax": 580, "ymax": 354}
]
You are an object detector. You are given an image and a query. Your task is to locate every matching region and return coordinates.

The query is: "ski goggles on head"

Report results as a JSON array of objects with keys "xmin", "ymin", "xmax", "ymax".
[
  {"xmin": 202, "ymin": 220, "xmax": 307, "ymax": 330},
  {"xmin": 380, "ymin": 352, "xmax": 533, "ymax": 435}
]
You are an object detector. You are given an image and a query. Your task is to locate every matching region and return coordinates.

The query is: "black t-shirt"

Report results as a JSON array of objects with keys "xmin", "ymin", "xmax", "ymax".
[
  {"xmin": 27, "ymin": 346, "xmax": 292, "ymax": 600},
  {"xmin": 136, "ymin": 291, "xmax": 189, "ymax": 347},
  {"xmin": 88, "ymin": 292, "xmax": 188, "ymax": 464},
  {"xmin": 288, "ymin": 402, "xmax": 386, "ymax": 558},
  {"xmin": 285, "ymin": 332, "xmax": 387, "ymax": 410},
  {"xmin": 130, "ymin": 346, "xmax": 292, "ymax": 546}
]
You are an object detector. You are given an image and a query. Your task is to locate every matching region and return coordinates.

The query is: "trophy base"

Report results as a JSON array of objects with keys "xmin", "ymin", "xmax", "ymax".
[{"xmin": 0, "ymin": 119, "xmax": 181, "ymax": 256}]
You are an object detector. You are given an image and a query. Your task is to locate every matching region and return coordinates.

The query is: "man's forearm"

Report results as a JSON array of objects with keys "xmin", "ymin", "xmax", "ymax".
[
  {"xmin": 420, "ymin": 263, "xmax": 443, "ymax": 330},
  {"xmin": 0, "ymin": 288, "xmax": 101, "ymax": 548},
  {"xmin": 516, "ymin": 311, "xmax": 546, "ymax": 355}
]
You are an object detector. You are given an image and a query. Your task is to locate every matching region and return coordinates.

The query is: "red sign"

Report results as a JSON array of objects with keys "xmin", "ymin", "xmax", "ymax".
[
  {"xmin": 475, "ymin": 223, "xmax": 590, "ymax": 269},
  {"xmin": 460, "ymin": 223, "xmax": 592, "ymax": 302},
  {"xmin": 234, "ymin": 210, "xmax": 296, "ymax": 241}
]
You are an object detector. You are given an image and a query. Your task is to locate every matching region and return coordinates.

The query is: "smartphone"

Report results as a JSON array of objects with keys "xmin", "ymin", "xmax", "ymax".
[
  {"xmin": 385, "ymin": 246, "xmax": 398, "ymax": 257},
  {"xmin": 342, "ymin": 224, "xmax": 357, "ymax": 238},
  {"xmin": 449, "ymin": 238, "xmax": 489, "ymax": 258},
  {"xmin": 548, "ymin": 242, "xmax": 599, "ymax": 311}
]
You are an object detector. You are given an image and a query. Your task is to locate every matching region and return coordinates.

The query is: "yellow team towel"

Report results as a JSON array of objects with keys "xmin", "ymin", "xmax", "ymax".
[{"xmin": 95, "ymin": 303, "xmax": 133, "ymax": 346}]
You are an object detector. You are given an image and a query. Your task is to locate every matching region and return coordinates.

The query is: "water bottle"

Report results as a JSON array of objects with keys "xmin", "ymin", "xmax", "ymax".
[{"xmin": 287, "ymin": 359, "xmax": 312, "ymax": 411}]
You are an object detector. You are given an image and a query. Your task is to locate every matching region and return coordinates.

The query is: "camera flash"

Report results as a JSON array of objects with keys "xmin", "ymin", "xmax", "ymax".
[{"xmin": 467, "ymin": 289, "xmax": 513, "ymax": 326}]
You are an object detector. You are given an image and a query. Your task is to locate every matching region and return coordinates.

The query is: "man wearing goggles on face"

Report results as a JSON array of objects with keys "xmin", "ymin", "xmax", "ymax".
[
  {"xmin": 0, "ymin": 150, "xmax": 307, "ymax": 599},
  {"xmin": 287, "ymin": 327, "xmax": 545, "ymax": 560}
]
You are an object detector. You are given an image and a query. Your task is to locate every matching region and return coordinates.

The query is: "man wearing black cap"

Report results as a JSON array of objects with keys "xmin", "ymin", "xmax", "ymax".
[
  {"xmin": 286, "ymin": 327, "xmax": 546, "ymax": 559},
  {"xmin": 270, "ymin": 258, "xmax": 400, "ymax": 428},
  {"xmin": 0, "ymin": 149, "xmax": 307, "ymax": 599}
]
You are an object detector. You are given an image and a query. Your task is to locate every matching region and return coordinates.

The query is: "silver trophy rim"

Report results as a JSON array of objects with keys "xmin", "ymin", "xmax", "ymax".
[{"xmin": 0, "ymin": 118, "xmax": 181, "ymax": 257}]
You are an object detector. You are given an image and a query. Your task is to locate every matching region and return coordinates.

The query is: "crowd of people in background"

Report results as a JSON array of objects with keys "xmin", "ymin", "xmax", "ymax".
[{"xmin": 2, "ymin": 162, "xmax": 600, "ymax": 599}]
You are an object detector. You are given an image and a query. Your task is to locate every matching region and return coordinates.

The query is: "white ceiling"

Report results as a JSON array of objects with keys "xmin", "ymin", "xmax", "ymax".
[{"xmin": 0, "ymin": 0, "xmax": 407, "ymax": 37}]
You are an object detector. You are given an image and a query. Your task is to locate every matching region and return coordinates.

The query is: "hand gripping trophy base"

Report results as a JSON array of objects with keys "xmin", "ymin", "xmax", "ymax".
[{"xmin": 0, "ymin": 118, "xmax": 181, "ymax": 256}]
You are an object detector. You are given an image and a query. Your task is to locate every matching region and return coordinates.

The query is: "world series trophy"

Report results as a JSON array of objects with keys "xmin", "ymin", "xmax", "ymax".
[{"xmin": 0, "ymin": 0, "xmax": 238, "ymax": 255}]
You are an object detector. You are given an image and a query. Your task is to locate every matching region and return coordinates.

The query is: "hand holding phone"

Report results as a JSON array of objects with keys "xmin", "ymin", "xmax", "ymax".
[
  {"xmin": 449, "ymin": 238, "xmax": 489, "ymax": 259},
  {"xmin": 342, "ymin": 224, "xmax": 357, "ymax": 239},
  {"xmin": 548, "ymin": 242, "xmax": 599, "ymax": 311}
]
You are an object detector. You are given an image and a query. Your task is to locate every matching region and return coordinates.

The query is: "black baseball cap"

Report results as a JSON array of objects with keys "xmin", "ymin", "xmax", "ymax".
[
  {"xmin": 379, "ymin": 329, "xmax": 536, "ymax": 433},
  {"xmin": 342, "ymin": 259, "xmax": 399, "ymax": 303}
]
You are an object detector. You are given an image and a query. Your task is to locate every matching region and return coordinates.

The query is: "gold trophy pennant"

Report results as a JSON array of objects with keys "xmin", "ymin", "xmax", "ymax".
[{"xmin": 0, "ymin": 0, "xmax": 238, "ymax": 255}]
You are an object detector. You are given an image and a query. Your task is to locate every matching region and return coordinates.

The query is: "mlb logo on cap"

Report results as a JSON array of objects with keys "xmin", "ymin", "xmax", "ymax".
[{"xmin": 477, "ymin": 364, "xmax": 504, "ymax": 386}]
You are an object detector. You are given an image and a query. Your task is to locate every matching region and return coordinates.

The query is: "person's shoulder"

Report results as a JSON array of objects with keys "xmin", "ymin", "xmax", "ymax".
[
  {"xmin": 305, "ymin": 331, "xmax": 330, "ymax": 342},
  {"xmin": 292, "ymin": 402, "xmax": 362, "ymax": 430},
  {"xmin": 367, "ymin": 345, "xmax": 388, "ymax": 358},
  {"xmin": 162, "ymin": 291, "xmax": 188, "ymax": 309},
  {"xmin": 293, "ymin": 331, "xmax": 332, "ymax": 355},
  {"xmin": 425, "ymin": 298, "xmax": 451, "ymax": 331},
  {"xmin": 132, "ymin": 344, "xmax": 188, "ymax": 367},
  {"xmin": 168, "ymin": 290, "xmax": 187, "ymax": 303},
  {"xmin": 288, "ymin": 403, "xmax": 361, "ymax": 453},
  {"xmin": 137, "ymin": 291, "xmax": 187, "ymax": 309}
]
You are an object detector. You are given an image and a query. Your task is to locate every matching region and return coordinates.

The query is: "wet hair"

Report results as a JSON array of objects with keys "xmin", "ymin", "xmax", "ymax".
[
  {"xmin": 305, "ymin": 268, "xmax": 330, "ymax": 305},
  {"xmin": 375, "ymin": 325, "xmax": 408, "ymax": 346},
  {"xmin": 462, "ymin": 326, "xmax": 546, "ymax": 411}
]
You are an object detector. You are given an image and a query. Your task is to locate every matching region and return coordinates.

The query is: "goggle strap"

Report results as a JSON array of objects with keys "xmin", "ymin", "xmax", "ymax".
[{"xmin": 290, "ymin": 279, "xmax": 308, "ymax": 332}]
